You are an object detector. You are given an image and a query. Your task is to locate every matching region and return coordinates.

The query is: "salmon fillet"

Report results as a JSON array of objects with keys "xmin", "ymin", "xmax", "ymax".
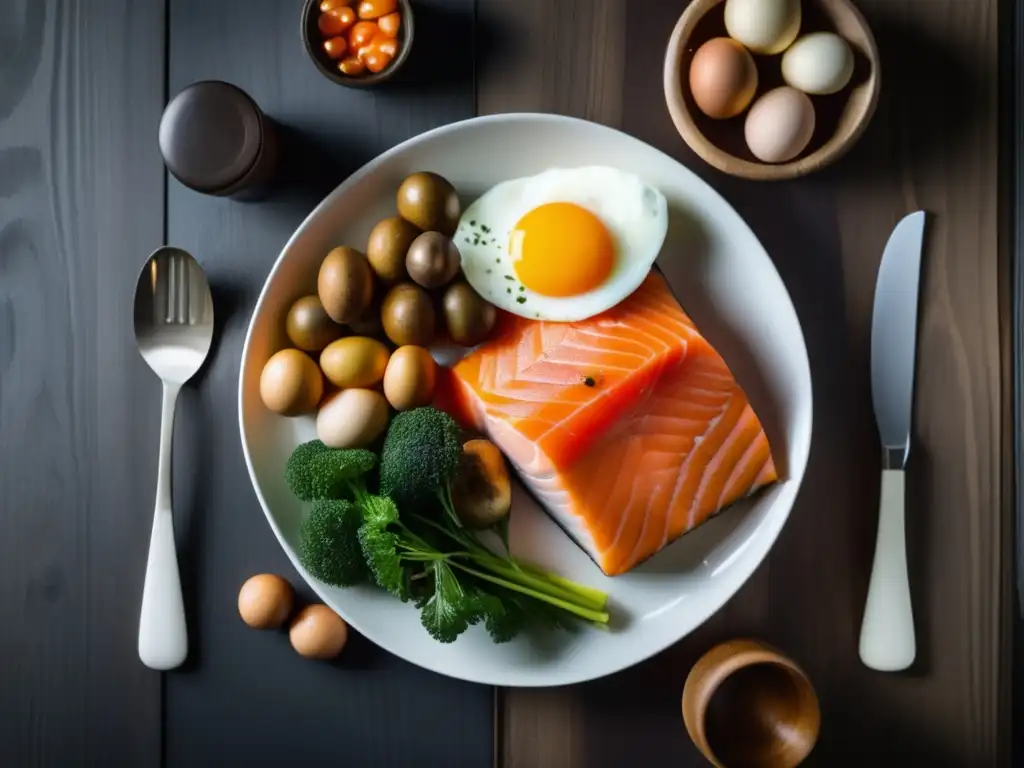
[{"xmin": 447, "ymin": 272, "xmax": 778, "ymax": 576}]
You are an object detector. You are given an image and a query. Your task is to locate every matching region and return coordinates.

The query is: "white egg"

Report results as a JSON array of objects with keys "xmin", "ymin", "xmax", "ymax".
[
  {"xmin": 724, "ymin": 0, "xmax": 801, "ymax": 55},
  {"xmin": 782, "ymin": 32, "xmax": 855, "ymax": 95},
  {"xmin": 744, "ymin": 86, "xmax": 816, "ymax": 163},
  {"xmin": 455, "ymin": 166, "xmax": 668, "ymax": 322}
]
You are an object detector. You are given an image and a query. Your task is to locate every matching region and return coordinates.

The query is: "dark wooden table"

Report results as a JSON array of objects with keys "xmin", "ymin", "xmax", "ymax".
[{"xmin": 1, "ymin": 0, "xmax": 1015, "ymax": 765}]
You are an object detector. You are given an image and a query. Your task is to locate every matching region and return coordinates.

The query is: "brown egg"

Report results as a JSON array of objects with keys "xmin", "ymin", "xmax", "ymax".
[
  {"xmin": 366, "ymin": 216, "xmax": 419, "ymax": 284},
  {"xmin": 289, "ymin": 604, "xmax": 349, "ymax": 659},
  {"xmin": 396, "ymin": 172, "xmax": 461, "ymax": 236},
  {"xmin": 382, "ymin": 345, "xmax": 437, "ymax": 410},
  {"xmin": 319, "ymin": 336, "xmax": 390, "ymax": 389},
  {"xmin": 259, "ymin": 349, "xmax": 324, "ymax": 416},
  {"xmin": 238, "ymin": 574, "xmax": 294, "ymax": 629},
  {"xmin": 688, "ymin": 37, "xmax": 759, "ymax": 119},
  {"xmin": 286, "ymin": 295, "xmax": 344, "ymax": 352},
  {"xmin": 380, "ymin": 282, "xmax": 436, "ymax": 347},
  {"xmin": 318, "ymin": 246, "xmax": 374, "ymax": 324}
]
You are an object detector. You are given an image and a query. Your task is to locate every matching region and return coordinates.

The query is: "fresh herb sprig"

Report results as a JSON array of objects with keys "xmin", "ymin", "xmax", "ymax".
[{"xmin": 287, "ymin": 411, "xmax": 610, "ymax": 645}]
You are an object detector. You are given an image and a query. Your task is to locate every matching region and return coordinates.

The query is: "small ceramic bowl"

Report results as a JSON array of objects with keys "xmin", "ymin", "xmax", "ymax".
[
  {"xmin": 682, "ymin": 639, "xmax": 821, "ymax": 768},
  {"xmin": 301, "ymin": 0, "xmax": 414, "ymax": 88},
  {"xmin": 664, "ymin": 0, "xmax": 880, "ymax": 180}
]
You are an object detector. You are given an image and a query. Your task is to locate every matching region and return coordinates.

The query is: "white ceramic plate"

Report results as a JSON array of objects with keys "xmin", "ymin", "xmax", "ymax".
[{"xmin": 239, "ymin": 114, "xmax": 812, "ymax": 687}]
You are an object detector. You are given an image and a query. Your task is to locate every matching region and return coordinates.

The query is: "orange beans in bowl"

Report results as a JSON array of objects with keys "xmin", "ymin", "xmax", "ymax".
[{"xmin": 304, "ymin": 0, "xmax": 412, "ymax": 86}]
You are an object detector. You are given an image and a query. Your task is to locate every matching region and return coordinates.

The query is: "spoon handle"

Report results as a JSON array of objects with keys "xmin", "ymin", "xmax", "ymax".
[{"xmin": 138, "ymin": 382, "xmax": 188, "ymax": 670}]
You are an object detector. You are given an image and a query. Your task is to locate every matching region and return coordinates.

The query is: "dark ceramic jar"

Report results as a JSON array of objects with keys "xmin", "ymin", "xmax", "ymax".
[{"xmin": 158, "ymin": 81, "xmax": 279, "ymax": 201}]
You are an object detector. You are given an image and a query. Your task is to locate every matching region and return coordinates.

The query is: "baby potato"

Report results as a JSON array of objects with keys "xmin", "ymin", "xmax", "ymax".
[
  {"xmin": 452, "ymin": 439, "xmax": 512, "ymax": 528},
  {"xmin": 383, "ymin": 345, "xmax": 437, "ymax": 410},
  {"xmin": 442, "ymin": 282, "xmax": 497, "ymax": 346},
  {"xmin": 316, "ymin": 388, "xmax": 390, "ymax": 448},
  {"xmin": 406, "ymin": 231, "xmax": 460, "ymax": 289},
  {"xmin": 286, "ymin": 295, "xmax": 344, "ymax": 352},
  {"xmin": 260, "ymin": 349, "xmax": 324, "ymax": 416},
  {"xmin": 319, "ymin": 336, "xmax": 390, "ymax": 389},
  {"xmin": 396, "ymin": 172, "xmax": 461, "ymax": 236},
  {"xmin": 289, "ymin": 604, "xmax": 348, "ymax": 660},
  {"xmin": 381, "ymin": 282, "xmax": 436, "ymax": 347},
  {"xmin": 318, "ymin": 246, "xmax": 374, "ymax": 324},
  {"xmin": 366, "ymin": 216, "xmax": 419, "ymax": 284},
  {"xmin": 238, "ymin": 574, "xmax": 294, "ymax": 629}
]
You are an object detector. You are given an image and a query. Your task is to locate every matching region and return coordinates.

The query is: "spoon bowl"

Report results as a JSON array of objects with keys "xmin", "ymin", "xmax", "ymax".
[
  {"xmin": 133, "ymin": 246, "xmax": 214, "ymax": 670},
  {"xmin": 134, "ymin": 247, "xmax": 215, "ymax": 382}
]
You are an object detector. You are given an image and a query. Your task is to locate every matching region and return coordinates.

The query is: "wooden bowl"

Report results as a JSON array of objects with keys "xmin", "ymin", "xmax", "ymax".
[
  {"xmin": 301, "ymin": 0, "xmax": 414, "ymax": 88},
  {"xmin": 682, "ymin": 639, "xmax": 821, "ymax": 768},
  {"xmin": 663, "ymin": 0, "xmax": 880, "ymax": 180}
]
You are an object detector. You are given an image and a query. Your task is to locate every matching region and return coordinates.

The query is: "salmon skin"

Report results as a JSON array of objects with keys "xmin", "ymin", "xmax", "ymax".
[{"xmin": 447, "ymin": 272, "xmax": 778, "ymax": 576}]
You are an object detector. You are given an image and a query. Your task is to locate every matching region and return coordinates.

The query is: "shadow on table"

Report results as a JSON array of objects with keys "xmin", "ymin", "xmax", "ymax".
[{"xmin": 814, "ymin": 7, "xmax": 988, "ymax": 187}]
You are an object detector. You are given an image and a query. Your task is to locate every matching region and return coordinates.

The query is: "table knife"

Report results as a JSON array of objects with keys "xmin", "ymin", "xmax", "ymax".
[{"xmin": 859, "ymin": 210, "xmax": 926, "ymax": 672}]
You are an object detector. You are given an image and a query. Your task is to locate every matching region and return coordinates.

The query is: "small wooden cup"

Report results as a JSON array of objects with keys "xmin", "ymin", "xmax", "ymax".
[
  {"xmin": 682, "ymin": 639, "xmax": 821, "ymax": 768},
  {"xmin": 663, "ymin": 0, "xmax": 880, "ymax": 180}
]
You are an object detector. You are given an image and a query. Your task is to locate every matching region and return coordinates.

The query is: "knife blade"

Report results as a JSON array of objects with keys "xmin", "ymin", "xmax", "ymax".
[
  {"xmin": 871, "ymin": 210, "xmax": 926, "ymax": 467},
  {"xmin": 859, "ymin": 210, "xmax": 926, "ymax": 672}
]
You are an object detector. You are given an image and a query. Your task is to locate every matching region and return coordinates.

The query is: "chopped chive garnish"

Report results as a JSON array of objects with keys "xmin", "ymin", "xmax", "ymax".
[
  {"xmin": 504, "ymin": 275, "xmax": 514, "ymax": 280},
  {"xmin": 507, "ymin": 288, "xmax": 512, "ymax": 294},
  {"xmin": 516, "ymin": 296, "xmax": 527, "ymax": 304}
]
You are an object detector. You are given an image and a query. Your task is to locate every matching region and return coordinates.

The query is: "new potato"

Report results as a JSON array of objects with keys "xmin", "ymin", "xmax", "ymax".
[
  {"xmin": 367, "ymin": 216, "xmax": 419, "ymax": 283},
  {"xmin": 286, "ymin": 295, "xmax": 344, "ymax": 352},
  {"xmin": 319, "ymin": 336, "xmax": 390, "ymax": 388},
  {"xmin": 381, "ymin": 282, "xmax": 436, "ymax": 346},
  {"xmin": 318, "ymin": 246, "xmax": 374, "ymax": 324},
  {"xmin": 396, "ymin": 172, "xmax": 461, "ymax": 236},
  {"xmin": 442, "ymin": 282, "xmax": 496, "ymax": 346}
]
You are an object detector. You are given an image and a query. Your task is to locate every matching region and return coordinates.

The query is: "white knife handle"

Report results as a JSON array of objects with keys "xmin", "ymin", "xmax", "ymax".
[{"xmin": 859, "ymin": 468, "xmax": 915, "ymax": 671}]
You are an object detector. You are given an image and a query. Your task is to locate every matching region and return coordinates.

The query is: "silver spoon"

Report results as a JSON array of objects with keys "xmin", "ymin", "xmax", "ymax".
[{"xmin": 133, "ymin": 246, "xmax": 214, "ymax": 670}]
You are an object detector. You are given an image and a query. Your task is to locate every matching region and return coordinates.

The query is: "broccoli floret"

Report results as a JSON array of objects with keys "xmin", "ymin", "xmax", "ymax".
[
  {"xmin": 378, "ymin": 407, "xmax": 462, "ymax": 516},
  {"xmin": 299, "ymin": 499, "xmax": 369, "ymax": 587},
  {"xmin": 284, "ymin": 440, "xmax": 377, "ymax": 501}
]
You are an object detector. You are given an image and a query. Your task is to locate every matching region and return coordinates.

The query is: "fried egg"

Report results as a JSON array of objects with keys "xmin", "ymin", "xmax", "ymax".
[{"xmin": 455, "ymin": 166, "xmax": 668, "ymax": 322}]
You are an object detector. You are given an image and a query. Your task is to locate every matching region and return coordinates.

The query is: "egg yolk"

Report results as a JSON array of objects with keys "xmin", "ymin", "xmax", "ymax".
[{"xmin": 509, "ymin": 202, "xmax": 614, "ymax": 297}]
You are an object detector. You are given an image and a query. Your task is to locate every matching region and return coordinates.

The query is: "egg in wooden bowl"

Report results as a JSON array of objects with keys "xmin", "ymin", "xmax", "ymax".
[{"xmin": 664, "ymin": 0, "xmax": 880, "ymax": 180}]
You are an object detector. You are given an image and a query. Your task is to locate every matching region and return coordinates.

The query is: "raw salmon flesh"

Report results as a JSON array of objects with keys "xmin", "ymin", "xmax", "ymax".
[{"xmin": 445, "ymin": 271, "xmax": 778, "ymax": 576}]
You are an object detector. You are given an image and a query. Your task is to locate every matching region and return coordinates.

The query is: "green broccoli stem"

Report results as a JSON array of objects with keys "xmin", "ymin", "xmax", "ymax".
[
  {"xmin": 449, "ymin": 561, "xmax": 610, "ymax": 624},
  {"xmin": 508, "ymin": 561, "xmax": 609, "ymax": 610},
  {"xmin": 346, "ymin": 479, "xmax": 370, "ymax": 505},
  {"xmin": 465, "ymin": 551, "xmax": 608, "ymax": 613},
  {"xmin": 436, "ymin": 484, "xmax": 463, "ymax": 528},
  {"xmin": 409, "ymin": 513, "xmax": 608, "ymax": 614}
]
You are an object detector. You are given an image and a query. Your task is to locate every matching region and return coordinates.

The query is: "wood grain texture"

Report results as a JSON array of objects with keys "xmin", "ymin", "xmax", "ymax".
[
  {"xmin": 161, "ymin": 1, "xmax": 492, "ymax": 766},
  {"xmin": 0, "ymin": 0, "xmax": 165, "ymax": 765},
  {"xmin": 482, "ymin": 0, "xmax": 1013, "ymax": 765}
]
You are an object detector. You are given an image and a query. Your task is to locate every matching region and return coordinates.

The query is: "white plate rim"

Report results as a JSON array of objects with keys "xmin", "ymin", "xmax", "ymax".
[{"xmin": 238, "ymin": 112, "xmax": 813, "ymax": 687}]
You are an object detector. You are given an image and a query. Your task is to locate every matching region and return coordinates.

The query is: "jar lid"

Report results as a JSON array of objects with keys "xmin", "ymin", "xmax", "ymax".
[{"xmin": 158, "ymin": 81, "xmax": 263, "ymax": 194}]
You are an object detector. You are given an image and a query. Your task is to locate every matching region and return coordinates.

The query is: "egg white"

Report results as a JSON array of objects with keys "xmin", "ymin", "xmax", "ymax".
[{"xmin": 455, "ymin": 166, "xmax": 669, "ymax": 322}]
